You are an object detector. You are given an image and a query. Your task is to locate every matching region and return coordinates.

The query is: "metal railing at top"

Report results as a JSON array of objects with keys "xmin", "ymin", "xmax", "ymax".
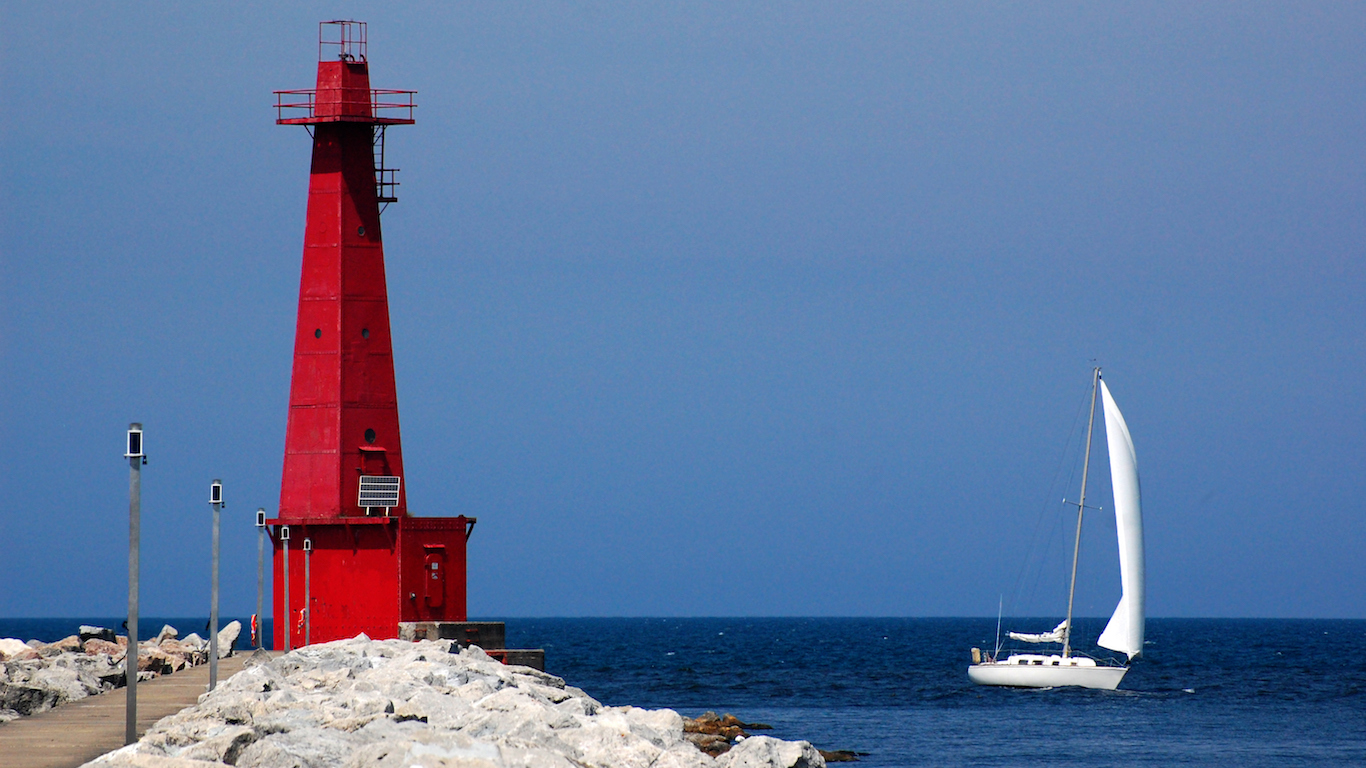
[
  {"xmin": 319, "ymin": 20, "xmax": 366, "ymax": 63},
  {"xmin": 274, "ymin": 89, "xmax": 416, "ymax": 123}
]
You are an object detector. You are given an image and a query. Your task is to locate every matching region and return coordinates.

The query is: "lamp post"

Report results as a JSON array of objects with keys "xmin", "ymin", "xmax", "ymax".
[
  {"xmin": 123, "ymin": 423, "xmax": 145, "ymax": 745},
  {"xmin": 280, "ymin": 525, "xmax": 291, "ymax": 652},
  {"xmin": 208, "ymin": 480, "xmax": 223, "ymax": 690},
  {"xmin": 302, "ymin": 537, "xmax": 312, "ymax": 646},
  {"xmin": 256, "ymin": 508, "xmax": 266, "ymax": 649}
]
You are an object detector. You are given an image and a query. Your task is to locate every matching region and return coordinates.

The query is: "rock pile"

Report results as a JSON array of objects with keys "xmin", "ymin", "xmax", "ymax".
[
  {"xmin": 0, "ymin": 621, "xmax": 241, "ymax": 722},
  {"xmin": 88, "ymin": 635, "xmax": 824, "ymax": 768},
  {"xmin": 683, "ymin": 712, "xmax": 862, "ymax": 764},
  {"xmin": 683, "ymin": 711, "xmax": 773, "ymax": 756},
  {"xmin": 0, "ymin": 646, "xmax": 124, "ymax": 721}
]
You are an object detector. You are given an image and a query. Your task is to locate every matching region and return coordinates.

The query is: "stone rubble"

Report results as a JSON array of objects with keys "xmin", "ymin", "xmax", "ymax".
[
  {"xmin": 0, "ymin": 621, "xmax": 241, "ymax": 723},
  {"xmin": 86, "ymin": 635, "xmax": 824, "ymax": 768},
  {"xmin": 683, "ymin": 711, "xmax": 773, "ymax": 756}
]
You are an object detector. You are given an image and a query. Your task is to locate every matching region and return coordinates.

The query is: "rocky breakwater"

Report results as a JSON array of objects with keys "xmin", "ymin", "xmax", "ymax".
[
  {"xmin": 0, "ymin": 621, "xmax": 241, "ymax": 722},
  {"xmin": 89, "ymin": 635, "xmax": 824, "ymax": 768}
]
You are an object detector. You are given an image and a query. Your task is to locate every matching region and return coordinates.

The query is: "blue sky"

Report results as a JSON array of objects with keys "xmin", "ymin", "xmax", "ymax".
[{"xmin": 2, "ymin": 2, "xmax": 1362, "ymax": 619}]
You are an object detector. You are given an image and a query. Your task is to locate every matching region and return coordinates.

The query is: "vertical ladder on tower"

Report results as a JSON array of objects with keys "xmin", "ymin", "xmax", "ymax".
[{"xmin": 374, "ymin": 125, "xmax": 399, "ymax": 210}]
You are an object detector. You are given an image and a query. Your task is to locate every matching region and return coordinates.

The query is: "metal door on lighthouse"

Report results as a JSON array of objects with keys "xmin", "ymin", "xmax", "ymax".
[{"xmin": 423, "ymin": 544, "xmax": 446, "ymax": 608}]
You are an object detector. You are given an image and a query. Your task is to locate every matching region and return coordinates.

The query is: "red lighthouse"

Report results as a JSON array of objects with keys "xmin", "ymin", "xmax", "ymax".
[{"xmin": 267, "ymin": 21, "xmax": 476, "ymax": 650}]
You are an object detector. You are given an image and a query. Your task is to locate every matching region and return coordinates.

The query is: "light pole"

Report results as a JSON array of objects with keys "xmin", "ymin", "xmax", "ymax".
[
  {"xmin": 280, "ymin": 525, "xmax": 291, "ymax": 652},
  {"xmin": 123, "ymin": 423, "xmax": 145, "ymax": 745},
  {"xmin": 302, "ymin": 537, "xmax": 312, "ymax": 646},
  {"xmin": 208, "ymin": 480, "xmax": 223, "ymax": 690},
  {"xmin": 256, "ymin": 508, "xmax": 265, "ymax": 649}
]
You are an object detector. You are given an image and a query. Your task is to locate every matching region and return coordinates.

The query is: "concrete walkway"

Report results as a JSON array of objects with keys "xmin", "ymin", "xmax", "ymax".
[{"xmin": 0, "ymin": 653, "xmax": 257, "ymax": 768}]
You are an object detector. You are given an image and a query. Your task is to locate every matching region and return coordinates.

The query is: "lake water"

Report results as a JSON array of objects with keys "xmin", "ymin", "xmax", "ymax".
[{"xmin": 5, "ymin": 616, "xmax": 1364, "ymax": 766}]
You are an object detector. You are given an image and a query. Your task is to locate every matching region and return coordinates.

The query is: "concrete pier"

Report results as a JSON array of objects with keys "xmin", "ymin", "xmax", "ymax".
[
  {"xmin": 0, "ymin": 653, "xmax": 254, "ymax": 768},
  {"xmin": 398, "ymin": 621, "xmax": 546, "ymax": 670}
]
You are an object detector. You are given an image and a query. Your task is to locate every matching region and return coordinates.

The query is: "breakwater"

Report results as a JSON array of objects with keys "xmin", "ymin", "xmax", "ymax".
[{"xmin": 88, "ymin": 635, "xmax": 824, "ymax": 767}]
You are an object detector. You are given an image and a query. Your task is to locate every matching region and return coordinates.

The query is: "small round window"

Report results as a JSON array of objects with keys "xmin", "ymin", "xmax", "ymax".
[
  {"xmin": 314, "ymin": 328, "xmax": 322, "ymax": 339},
  {"xmin": 357, "ymin": 226, "xmax": 366, "ymax": 236},
  {"xmin": 364, "ymin": 428, "xmax": 376, "ymax": 444},
  {"xmin": 361, "ymin": 328, "xmax": 370, "ymax": 339}
]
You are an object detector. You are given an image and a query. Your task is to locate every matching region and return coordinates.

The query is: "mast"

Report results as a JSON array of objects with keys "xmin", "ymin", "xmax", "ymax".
[{"xmin": 1063, "ymin": 366, "xmax": 1101, "ymax": 658}]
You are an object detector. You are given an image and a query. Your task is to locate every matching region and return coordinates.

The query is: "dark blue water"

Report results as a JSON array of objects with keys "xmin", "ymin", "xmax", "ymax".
[
  {"xmin": 6, "ymin": 617, "xmax": 1364, "ymax": 766},
  {"xmin": 502, "ymin": 618, "xmax": 1366, "ymax": 767}
]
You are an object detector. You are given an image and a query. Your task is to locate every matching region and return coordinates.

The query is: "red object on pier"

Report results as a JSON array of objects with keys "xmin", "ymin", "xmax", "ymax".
[{"xmin": 268, "ymin": 21, "xmax": 473, "ymax": 649}]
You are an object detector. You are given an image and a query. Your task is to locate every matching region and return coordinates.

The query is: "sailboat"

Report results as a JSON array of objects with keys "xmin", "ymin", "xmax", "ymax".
[{"xmin": 968, "ymin": 368, "xmax": 1145, "ymax": 690}]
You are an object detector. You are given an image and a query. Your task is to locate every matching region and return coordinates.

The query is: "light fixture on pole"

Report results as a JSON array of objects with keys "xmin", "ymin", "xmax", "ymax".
[
  {"xmin": 302, "ymin": 537, "xmax": 313, "ymax": 646},
  {"xmin": 256, "ymin": 508, "xmax": 266, "ymax": 650},
  {"xmin": 280, "ymin": 525, "xmax": 291, "ymax": 652},
  {"xmin": 123, "ymin": 423, "xmax": 144, "ymax": 745},
  {"xmin": 208, "ymin": 479, "xmax": 223, "ymax": 690}
]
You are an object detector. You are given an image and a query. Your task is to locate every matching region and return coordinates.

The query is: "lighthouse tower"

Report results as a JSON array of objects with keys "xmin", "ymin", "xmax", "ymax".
[{"xmin": 267, "ymin": 21, "xmax": 474, "ymax": 650}]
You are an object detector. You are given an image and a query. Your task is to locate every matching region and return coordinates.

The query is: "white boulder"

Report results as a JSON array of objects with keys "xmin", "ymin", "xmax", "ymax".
[
  {"xmin": 0, "ymin": 638, "xmax": 29, "ymax": 658},
  {"xmin": 718, "ymin": 736, "xmax": 825, "ymax": 768},
  {"xmin": 215, "ymin": 621, "xmax": 241, "ymax": 659}
]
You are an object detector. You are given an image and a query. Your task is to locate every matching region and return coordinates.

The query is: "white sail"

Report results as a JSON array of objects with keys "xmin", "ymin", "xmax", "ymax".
[
  {"xmin": 1097, "ymin": 380, "xmax": 1145, "ymax": 659},
  {"xmin": 1008, "ymin": 620, "xmax": 1068, "ymax": 644}
]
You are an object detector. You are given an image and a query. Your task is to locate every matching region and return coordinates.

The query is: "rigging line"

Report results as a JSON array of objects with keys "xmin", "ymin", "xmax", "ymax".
[
  {"xmin": 1046, "ymin": 376, "xmax": 1096, "ymax": 612},
  {"xmin": 1005, "ymin": 375, "xmax": 1095, "ymax": 619},
  {"xmin": 994, "ymin": 595, "xmax": 1003, "ymax": 658},
  {"xmin": 1008, "ymin": 426, "xmax": 1072, "ymax": 613}
]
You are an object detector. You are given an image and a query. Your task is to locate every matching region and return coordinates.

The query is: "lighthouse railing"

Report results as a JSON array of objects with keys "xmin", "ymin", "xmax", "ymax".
[{"xmin": 275, "ymin": 89, "xmax": 416, "ymax": 125}]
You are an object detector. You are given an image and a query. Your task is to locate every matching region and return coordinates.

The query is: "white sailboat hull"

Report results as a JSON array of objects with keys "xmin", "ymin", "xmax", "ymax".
[{"xmin": 968, "ymin": 657, "xmax": 1128, "ymax": 690}]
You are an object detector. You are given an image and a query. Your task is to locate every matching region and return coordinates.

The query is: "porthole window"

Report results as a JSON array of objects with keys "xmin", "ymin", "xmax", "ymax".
[
  {"xmin": 314, "ymin": 328, "xmax": 322, "ymax": 339},
  {"xmin": 364, "ymin": 428, "xmax": 376, "ymax": 444},
  {"xmin": 362, "ymin": 328, "xmax": 370, "ymax": 339},
  {"xmin": 357, "ymin": 226, "xmax": 366, "ymax": 236}
]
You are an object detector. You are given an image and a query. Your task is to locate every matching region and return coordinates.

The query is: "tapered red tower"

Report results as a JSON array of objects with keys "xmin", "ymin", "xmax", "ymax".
[
  {"xmin": 276, "ymin": 24, "xmax": 413, "ymax": 520},
  {"xmin": 268, "ymin": 21, "xmax": 473, "ymax": 650}
]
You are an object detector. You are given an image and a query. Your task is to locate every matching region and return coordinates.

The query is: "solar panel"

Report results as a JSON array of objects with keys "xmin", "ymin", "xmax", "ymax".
[{"xmin": 358, "ymin": 475, "xmax": 401, "ymax": 509}]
